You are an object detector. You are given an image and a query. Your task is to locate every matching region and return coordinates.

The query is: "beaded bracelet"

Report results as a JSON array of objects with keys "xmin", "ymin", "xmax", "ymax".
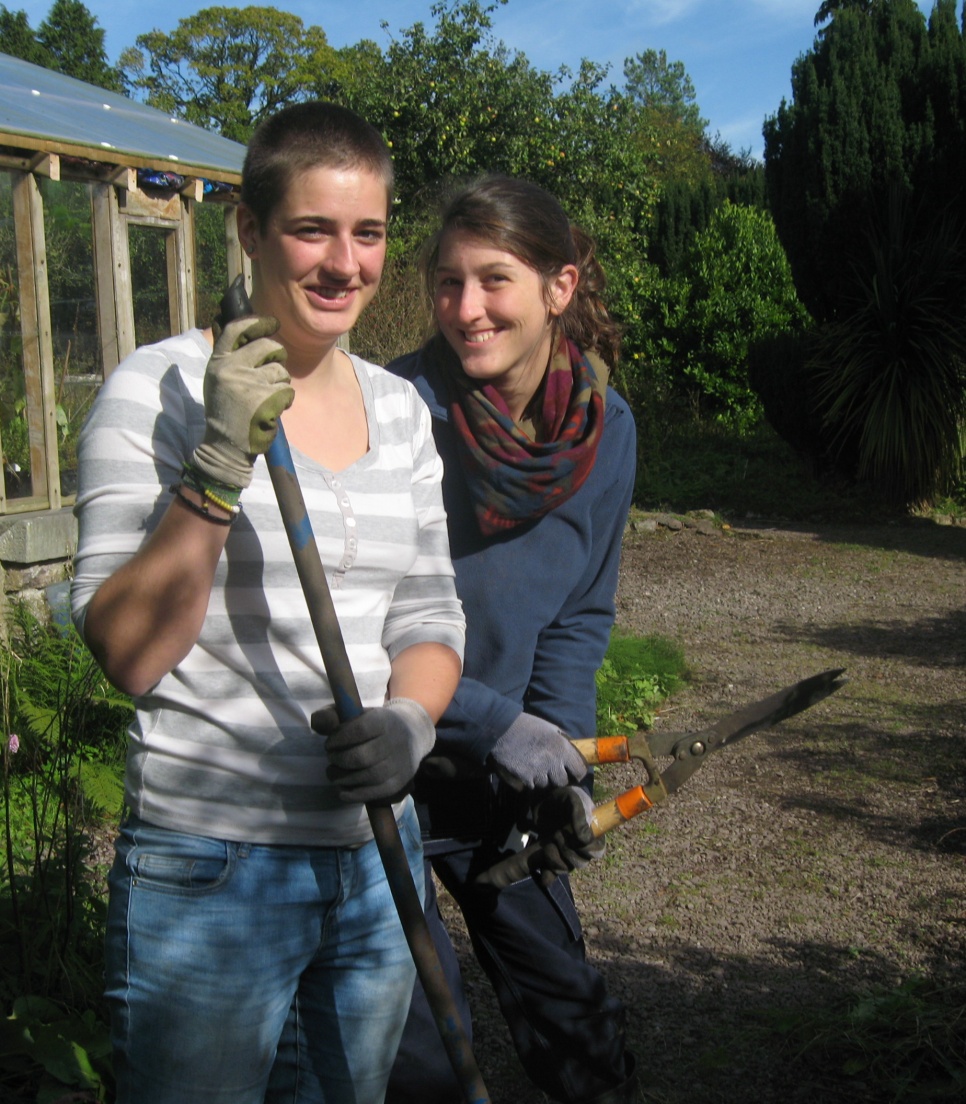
[
  {"xmin": 170, "ymin": 483, "xmax": 238, "ymax": 526},
  {"xmin": 180, "ymin": 462, "xmax": 243, "ymax": 510}
]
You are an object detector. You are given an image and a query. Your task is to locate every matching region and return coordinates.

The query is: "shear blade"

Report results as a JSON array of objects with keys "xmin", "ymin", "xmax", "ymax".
[{"xmin": 658, "ymin": 667, "xmax": 846, "ymax": 793}]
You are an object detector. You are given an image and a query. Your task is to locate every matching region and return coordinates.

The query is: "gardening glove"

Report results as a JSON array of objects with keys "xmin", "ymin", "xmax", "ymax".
[
  {"xmin": 530, "ymin": 785, "xmax": 605, "ymax": 888},
  {"xmin": 311, "ymin": 697, "xmax": 437, "ymax": 806},
  {"xmin": 191, "ymin": 314, "xmax": 293, "ymax": 490},
  {"xmin": 488, "ymin": 713, "xmax": 588, "ymax": 791}
]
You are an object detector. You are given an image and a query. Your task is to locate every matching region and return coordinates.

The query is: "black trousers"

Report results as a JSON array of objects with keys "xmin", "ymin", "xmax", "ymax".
[{"xmin": 387, "ymin": 844, "xmax": 629, "ymax": 1104}]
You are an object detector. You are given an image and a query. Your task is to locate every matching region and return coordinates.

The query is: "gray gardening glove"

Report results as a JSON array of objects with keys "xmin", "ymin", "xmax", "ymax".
[
  {"xmin": 488, "ymin": 713, "xmax": 588, "ymax": 791},
  {"xmin": 192, "ymin": 314, "xmax": 293, "ymax": 490},
  {"xmin": 311, "ymin": 697, "xmax": 437, "ymax": 806},
  {"xmin": 530, "ymin": 785, "xmax": 605, "ymax": 888}
]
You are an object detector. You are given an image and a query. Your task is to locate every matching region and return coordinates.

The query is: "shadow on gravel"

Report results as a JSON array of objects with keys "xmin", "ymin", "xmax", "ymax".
[
  {"xmin": 735, "ymin": 518, "xmax": 966, "ymax": 564},
  {"xmin": 582, "ymin": 933, "xmax": 966, "ymax": 1104},
  {"xmin": 772, "ymin": 609, "xmax": 966, "ymax": 667}
]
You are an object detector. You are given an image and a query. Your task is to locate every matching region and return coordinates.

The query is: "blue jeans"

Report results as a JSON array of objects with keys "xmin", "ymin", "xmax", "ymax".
[
  {"xmin": 105, "ymin": 804, "xmax": 424, "ymax": 1104},
  {"xmin": 389, "ymin": 845, "xmax": 629, "ymax": 1104}
]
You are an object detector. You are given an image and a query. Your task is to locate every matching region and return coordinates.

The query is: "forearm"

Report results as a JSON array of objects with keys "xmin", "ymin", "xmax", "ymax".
[
  {"xmin": 388, "ymin": 642, "xmax": 462, "ymax": 723},
  {"xmin": 82, "ymin": 491, "xmax": 230, "ymax": 696}
]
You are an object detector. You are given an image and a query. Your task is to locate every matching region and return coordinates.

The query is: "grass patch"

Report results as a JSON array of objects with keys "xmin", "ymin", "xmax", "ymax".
[
  {"xmin": 596, "ymin": 629, "xmax": 688, "ymax": 736},
  {"xmin": 635, "ymin": 413, "xmax": 965, "ymax": 524},
  {"xmin": 768, "ymin": 976, "xmax": 966, "ymax": 1102}
]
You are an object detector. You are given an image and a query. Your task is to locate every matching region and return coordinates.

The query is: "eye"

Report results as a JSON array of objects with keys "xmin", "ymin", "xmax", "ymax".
[{"xmin": 356, "ymin": 227, "xmax": 385, "ymax": 243}]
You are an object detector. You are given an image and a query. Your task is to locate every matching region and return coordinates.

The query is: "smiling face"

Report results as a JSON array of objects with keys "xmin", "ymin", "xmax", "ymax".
[
  {"xmin": 238, "ymin": 164, "xmax": 388, "ymax": 365},
  {"xmin": 433, "ymin": 231, "xmax": 577, "ymax": 419}
]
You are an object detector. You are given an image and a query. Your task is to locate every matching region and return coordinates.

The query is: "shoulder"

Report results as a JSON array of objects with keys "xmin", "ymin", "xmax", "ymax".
[
  {"xmin": 385, "ymin": 349, "xmax": 423, "ymax": 382},
  {"xmin": 119, "ymin": 329, "xmax": 210, "ymax": 374},
  {"xmin": 350, "ymin": 351, "xmax": 420, "ymax": 402},
  {"xmin": 386, "ymin": 347, "xmax": 449, "ymax": 419},
  {"xmin": 348, "ymin": 353, "xmax": 434, "ymax": 434},
  {"xmin": 85, "ymin": 331, "xmax": 209, "ymax": 431},
  {"xmin": 604, "ymin": 385, "xmax": 636, "ymax": 449},
  {"xmin": 102, "ymin": 330, "xmax": 210, "ymax": 396}
]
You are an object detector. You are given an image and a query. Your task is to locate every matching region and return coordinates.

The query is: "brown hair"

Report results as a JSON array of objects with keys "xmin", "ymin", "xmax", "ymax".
[
  {"xmin": 422, "ymin": 175, "xmax": 621, "ymax": 368},
  {"xmin": 241, "ymin": 101, "xmax": 393, "ymax": 230}
]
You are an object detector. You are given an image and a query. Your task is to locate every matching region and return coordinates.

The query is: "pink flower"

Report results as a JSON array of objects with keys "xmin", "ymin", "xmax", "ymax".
[{"xmin": 6, "ymin": 734, "xmax": 18, "ymax": 754}]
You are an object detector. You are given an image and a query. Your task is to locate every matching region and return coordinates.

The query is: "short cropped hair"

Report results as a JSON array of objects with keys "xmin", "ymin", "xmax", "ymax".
[{"xmin": 241, "ymin": 101, "xmax": 394, "ymax": 230}]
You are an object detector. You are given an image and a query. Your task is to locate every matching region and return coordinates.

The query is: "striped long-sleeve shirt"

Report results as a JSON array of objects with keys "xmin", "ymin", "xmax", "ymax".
[{"xmin": 71, "ymin": 329, "xmax": 465, "ymax": 847}]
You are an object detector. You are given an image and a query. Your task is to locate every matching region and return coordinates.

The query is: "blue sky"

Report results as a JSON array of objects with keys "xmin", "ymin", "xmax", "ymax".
[{"xmin": 19, "ymin": 0, "xmax": 938, "ymax": 158}]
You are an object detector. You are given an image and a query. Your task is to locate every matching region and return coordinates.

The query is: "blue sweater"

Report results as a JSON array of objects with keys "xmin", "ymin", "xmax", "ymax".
[{"xmin": 389, "ymin": 347, "xmax": 637, "ymax": 783}]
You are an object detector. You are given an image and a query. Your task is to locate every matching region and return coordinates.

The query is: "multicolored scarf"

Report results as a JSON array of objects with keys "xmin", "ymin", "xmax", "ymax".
[{"xmin": 428, "ymin": 333, "xmax": 609, "ymax": 536}]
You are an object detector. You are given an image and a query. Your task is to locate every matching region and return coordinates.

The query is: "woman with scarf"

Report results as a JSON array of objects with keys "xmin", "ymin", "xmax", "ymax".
[{"xmin": 387, "ymin": 176, "xmax": 638, "ymax": 1104}]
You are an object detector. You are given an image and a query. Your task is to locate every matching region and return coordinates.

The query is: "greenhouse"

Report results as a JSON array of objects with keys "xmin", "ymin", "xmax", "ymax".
[{"xmin": 0, "ymin": 51, "xmax": 247, "ymax": 601}]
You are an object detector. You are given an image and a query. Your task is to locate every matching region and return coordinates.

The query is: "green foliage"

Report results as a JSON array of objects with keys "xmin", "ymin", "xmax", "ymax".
[
  {"xmin": 763, "ymin": 0, "xmax": 966, "ymax": 506},
  {"xmin": 37, "ymin": 0, "xmax": 123, "ymax": 92},
  {"xmin": 0, "ymin": 996, "xmax": 112, "ymax": 1103},
  {"xmin": 747, "ymin": 328, "xmax": 836, "ymax": 474},
  {"xmin": 634, "ymin": 402, "xmax": 908, "ymax": 523},
  {"xmin": 642, "ymin": 202, "xmax": 810, "ymax": 428},
  {"xmin": 595, "ymin": 630, "xmax": 688, "ymax": 736},
  {"xmin": 764, "ymin": 0, "xmax": 966, "ymax": 324},
  {"xmin": 648, "ymin": 166, "xmax": 767, "ymax": 279},
  {"xmin": 813, "ymin": 187, "xmax": 966, "ymax": 505},
  {"xmin": 0, "ymin": 7, "xmax": 51, "ymax": 68},
  {"xmin": 1, "ymin": 600, "xmax": 130, "ymax": 1101},
  {"xmin": 120, "ymin": 5, "xmax": 338, "ymax": 141},
  {"xmin": 771, "ymin": 975, "xmax": 966, "ymax": 1102},
  {"xmin": 622, "ymin": 48, "xmax": 710, "ymax": 186},
  {"xmin": 0, "ymin": 1, "xmax": 122, "ymax": 91},
  {"xmin": 340, "ymin": 1, "xmax": 561, "ymax": 206}
]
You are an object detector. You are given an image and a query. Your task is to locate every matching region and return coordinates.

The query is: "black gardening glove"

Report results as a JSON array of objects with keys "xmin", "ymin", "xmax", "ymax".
[
  {"xmin": 311, "ymin": 698, "xmax": 436, "ymax": 806},
  {"xmin": 530, "ymin": 785, "xmax": 605, "ymax": 888},
  {"xmin": 487, "ymin": 713, "xmax": 588, "ymax": 791}
]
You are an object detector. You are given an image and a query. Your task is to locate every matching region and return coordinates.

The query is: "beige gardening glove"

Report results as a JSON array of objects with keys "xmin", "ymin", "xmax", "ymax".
[{"xmin": 191, "ymin": 314, "xmax": 293, "ymax": 490}]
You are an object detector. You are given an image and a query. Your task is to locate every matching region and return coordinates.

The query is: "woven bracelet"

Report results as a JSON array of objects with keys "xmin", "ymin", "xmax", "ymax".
[
  {"xmin": 180, "ymin": 463, "xmax": 243, "ymax": 510},
  {"xmin": 170, "ymin": 483, "xmax": 237, "ymax": 526}
]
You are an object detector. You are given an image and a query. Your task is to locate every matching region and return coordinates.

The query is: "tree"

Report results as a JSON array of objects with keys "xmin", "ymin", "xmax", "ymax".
[
  {"xmin": 37, "ymin": 0, "xmax": 122, "ymax": 90},
  {"xmin": 120, "ymin": 6, "xmax": 339, "ymax": 141},
  {"xmin": 340, "ymin": 1, "xmax": 558, "ymax": 214},
  {"xmin": 0, "ymin": 6, "xmax": 51, "ymax": 67},
  {"xmin": 0, "ymin": 2, "xmax": 121, "ymax": 90},
  {"xmin": 622, "ymin": 49, "xmax": 710, "ymax": 186},
  {"xmin": 623, "ymin": 49, "xmax": 706, "ymax": 134},
  {"xmin": 645, "ymin": 202, "xmax": 809, "ymax": 426},
  {"xmin": 764, "ymin": 0, "xmax": 966, "ymax": 504}
]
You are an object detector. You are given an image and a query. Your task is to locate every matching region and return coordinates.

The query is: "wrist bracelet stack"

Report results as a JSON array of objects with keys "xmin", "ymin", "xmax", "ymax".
[{"xmin": 171, "ymin": 463, "xmax": 243, "ymax": 526}]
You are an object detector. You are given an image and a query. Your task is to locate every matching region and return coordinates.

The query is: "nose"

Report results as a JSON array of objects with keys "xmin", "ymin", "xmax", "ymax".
[
  {"xmin": 322, "ymin": 234, "xmax": 360, "ymax": 280},
  {"xmin": 455, "ymin": 282, "xmax": 484, "ymax": 324}
]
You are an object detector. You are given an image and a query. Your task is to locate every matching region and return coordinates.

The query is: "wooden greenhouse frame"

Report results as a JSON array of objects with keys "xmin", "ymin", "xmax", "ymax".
[{"xmin": 0, "ymin": 53, "xmax": 248, "ymax": 576}]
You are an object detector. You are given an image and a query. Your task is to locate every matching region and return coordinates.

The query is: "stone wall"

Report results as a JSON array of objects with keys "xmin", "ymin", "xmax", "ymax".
[{"xmin": 0, "ymin": 509, "xmax": 76, "ymax": 631}]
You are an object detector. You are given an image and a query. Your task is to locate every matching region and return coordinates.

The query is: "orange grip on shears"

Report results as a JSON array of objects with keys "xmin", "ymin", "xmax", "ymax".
[
  {"xmin": 594, "ymin": 736, "xmax": 632, "ymax": 764},
  {"xmin": 616, "ymin": 786, "xmax": 655, "ymax": 821}
]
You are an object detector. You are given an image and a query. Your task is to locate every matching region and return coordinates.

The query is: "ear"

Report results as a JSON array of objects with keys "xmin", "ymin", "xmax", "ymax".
[
  {"xmin": 547, "ymin": 264, "xmax": 578, "ymax": 317},
  {"xmin": 235, "ymin": 203, "xmax": 258, "ymax": 258}
]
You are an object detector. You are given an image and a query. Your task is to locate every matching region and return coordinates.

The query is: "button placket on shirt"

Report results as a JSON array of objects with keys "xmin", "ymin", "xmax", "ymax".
[{"xmin": 326, "ymin": 475, "xmax": 358, "ymax": 588}]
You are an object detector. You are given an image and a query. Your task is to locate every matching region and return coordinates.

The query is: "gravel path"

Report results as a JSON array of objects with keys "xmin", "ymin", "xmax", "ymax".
[{"xmin": 442, "ymin": 515, "xmax": 966, "ymax": 1103}]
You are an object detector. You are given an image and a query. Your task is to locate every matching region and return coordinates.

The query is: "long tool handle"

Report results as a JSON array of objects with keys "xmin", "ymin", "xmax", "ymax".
[{"xmin": 264, "ymin": 427, "xmax": 489, "ymax": 1104}]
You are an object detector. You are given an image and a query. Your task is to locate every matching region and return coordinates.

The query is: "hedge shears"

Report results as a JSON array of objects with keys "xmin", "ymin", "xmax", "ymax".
[{"xmin": 477, "ymin": 668, "xmax": 846, "ymax": 888}]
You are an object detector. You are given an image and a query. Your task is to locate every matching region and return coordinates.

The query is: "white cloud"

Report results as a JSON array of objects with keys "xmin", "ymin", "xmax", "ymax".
[{"xmin": 625, "ymin": 0, "xmax": 706, "ymax": 26}]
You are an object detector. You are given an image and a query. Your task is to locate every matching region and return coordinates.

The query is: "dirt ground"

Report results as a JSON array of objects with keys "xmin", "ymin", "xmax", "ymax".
[{"xmin": 441, "ymin": 514, "xmax": 966, "ymax": 1103}]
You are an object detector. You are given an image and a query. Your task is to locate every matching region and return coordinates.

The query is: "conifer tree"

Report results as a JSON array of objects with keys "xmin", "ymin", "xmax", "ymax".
[{"xmin": 762, "ymin": 0, "xmax": 966, "ymax": 505}]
